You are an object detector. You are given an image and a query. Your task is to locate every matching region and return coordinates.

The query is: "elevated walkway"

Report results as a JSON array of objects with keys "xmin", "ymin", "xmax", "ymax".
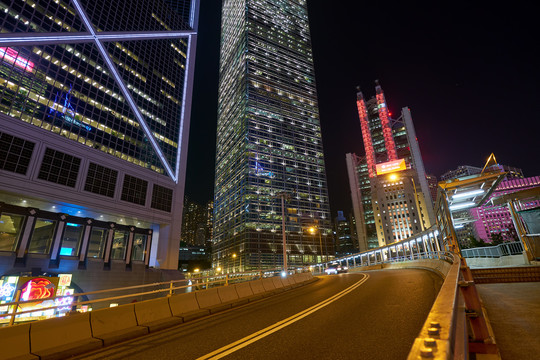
[
  {"xmin": 472, "ymin": 266, "xmax": 540, "ymax": 283},
  {"xmin": 477, "ymin": 282, "xmax": 540, "ymax": 360}
]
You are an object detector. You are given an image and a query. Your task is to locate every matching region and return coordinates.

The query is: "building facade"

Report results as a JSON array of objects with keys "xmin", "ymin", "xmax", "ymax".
[
  {"xmin": 213, "ymin": 0, "xmax": 331, "ymax": 272},
  {"xmin": 470, "ymin": 176, "xmax": 540, "ymax": 243},
  {"xmin": 181, "ymin": 197, "xmax": 208, "ymax": 247},
  {"xmin": 0, "ymin": 0, "xmax": 199, "ymax": 311},
  {"xmin": 347, "ymin": 82, "xmax": 434, "ymax": 247},
  {"xmin": 440, "ymin": 165, "xmax": 482, "ymax": 181},
  {"xmin": 334, "ymin": 211, "xmax": 358, "ymax": 256}
]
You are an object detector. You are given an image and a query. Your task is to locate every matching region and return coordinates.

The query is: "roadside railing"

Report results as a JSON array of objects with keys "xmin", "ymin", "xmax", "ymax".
[
  {"xmin": 0, "ymin": 268, "xmax": 294, "ymax": 327},
  {"xmin": 462, "ymin": 241, "xmax": 523, "ymax": 258}
]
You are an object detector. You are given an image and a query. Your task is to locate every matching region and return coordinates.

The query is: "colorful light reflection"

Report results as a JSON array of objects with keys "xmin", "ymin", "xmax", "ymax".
[{"xmin": 0, "ymin": 47, "xmax": 35, "ymax": 72}]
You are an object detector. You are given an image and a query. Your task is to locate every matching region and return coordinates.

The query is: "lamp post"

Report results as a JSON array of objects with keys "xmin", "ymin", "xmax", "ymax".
[{"xmin": 309, "ymin": 226, "xmax": 325, "ymax": 264}]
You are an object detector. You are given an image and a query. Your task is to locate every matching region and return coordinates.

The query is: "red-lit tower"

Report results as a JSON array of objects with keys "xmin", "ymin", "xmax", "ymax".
[
  {"xmin": 375, "ymin": 80, "xmax": 398, "ymax": 161},
  {"xmin": 356, "ymin": 88, "xmax": 376, "ymax": 178}
]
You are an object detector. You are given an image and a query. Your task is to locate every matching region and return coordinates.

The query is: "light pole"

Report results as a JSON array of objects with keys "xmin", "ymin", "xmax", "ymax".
[
  {"xmin": 274, "ymin": 191, "xmax": 291, "ymax": 273},
  {"xmin": 309, "ymin": 226, "xmax": 325, "ymax": 264}
]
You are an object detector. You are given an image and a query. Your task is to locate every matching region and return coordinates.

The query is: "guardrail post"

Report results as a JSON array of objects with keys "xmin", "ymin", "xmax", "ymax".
[
  {"xmin": 168, "ymin": 281, "xmax": 174, "ymax": 296},
  {"xmin": 225, "ymin": 274, "xmax": 229, "ymax": 286},
  {"xmin": 459, "ymin": 257, "xmax": 496, "ymax": 353},
  {"xmin": 9, "ymin": 290, "xmax": 21, "ymax": 326}
]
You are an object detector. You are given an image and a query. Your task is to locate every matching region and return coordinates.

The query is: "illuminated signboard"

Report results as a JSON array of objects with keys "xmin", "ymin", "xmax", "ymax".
[
  {"xmin": 376, "ymin": 159, "xmax": 406, "ymax": 175},
  {"xmin": 0, "ymin": 47, "xmax": 35, "ymax": 72}
]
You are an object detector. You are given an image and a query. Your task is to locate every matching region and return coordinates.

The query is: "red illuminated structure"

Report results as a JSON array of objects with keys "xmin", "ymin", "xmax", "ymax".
[
  {"xmin": 375, "ymin": 80, "xmax": 397, "ymax": 161},
  {"xmin": 356, "ymin": 89, "xmax": 376, "ymax": 178}
]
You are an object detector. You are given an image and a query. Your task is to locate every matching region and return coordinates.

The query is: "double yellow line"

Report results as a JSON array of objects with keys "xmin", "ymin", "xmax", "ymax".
[{"xmin": 197, "ymin": 274, "xmax": 370, "ymax": 360}]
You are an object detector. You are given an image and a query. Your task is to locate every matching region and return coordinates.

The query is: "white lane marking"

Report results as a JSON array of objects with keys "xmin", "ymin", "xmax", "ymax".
[{"xmin": 197, "ymin": 274, "xmax": 370, "ymax": 360}]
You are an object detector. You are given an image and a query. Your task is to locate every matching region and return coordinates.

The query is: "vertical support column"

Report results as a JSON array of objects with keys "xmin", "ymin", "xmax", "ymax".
[
  {"xmin": 144, "ymin": 230, "xmax": 153, "ymax": 267},
  {"xmin": 50, "ymin": 214, "xmax": 67, "ymax": 265},
  {"xmin": 78, "ymin": 219, "xmax": 93, "ymax": 269},
  {"xmin": 507, "ymin": 199, "xmax": 533, "ymax": 261},
  {"xmin": 16, "ymin": 209, "xmax": 37, "ymax": 261},
  {"xmin": 125, "ymin": 227, "xmax": 135, "ymax": 268},
  {"xmin": 103, "ymin": 223, "xmax": 115, "ymax": 268}
]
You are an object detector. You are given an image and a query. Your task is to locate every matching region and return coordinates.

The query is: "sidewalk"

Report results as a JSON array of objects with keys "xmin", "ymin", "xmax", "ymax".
[{"xmin": 477, "ymin": 282, "xmax": 540, "ymax": 360}]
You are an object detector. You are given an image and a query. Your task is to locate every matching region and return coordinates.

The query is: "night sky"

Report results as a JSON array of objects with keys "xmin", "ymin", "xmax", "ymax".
[{"xmin": 184, "ymin": 1, "xmax": 539, "ymax": 216}]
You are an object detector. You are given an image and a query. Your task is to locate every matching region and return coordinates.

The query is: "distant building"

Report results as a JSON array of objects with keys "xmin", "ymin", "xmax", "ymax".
[
  {"xmin": 470, "ymin": 176, "xmax": 540, "ymax": 243},
  {"xmin": 334, "ymin": 211, "xmax": 358, "ymax": 256},
  {"xmin": 440, "ymin": 165, "xmax": 482, "ymax": 181},
  {"xmin": 181, "ymin": 198, "xmax": 213, "ymax": 247},
  {"xmin": 426, "ymin": 174, "xmax": 438, "ymax": 203},
  {"xmin": 442, "ymin": 164, "xmax": 524, "ymax": 182},
  {"xmin": 485, "ymin": 164, "xmax": 524, "ymax": 179},
  {"xmin": 346, "ymin": 82, "xmax": 434, "ymax": 248}
]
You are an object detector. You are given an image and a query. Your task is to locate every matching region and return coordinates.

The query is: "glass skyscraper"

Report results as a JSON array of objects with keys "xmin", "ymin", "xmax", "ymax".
[
  {"xmin": 214, "ymin": 0, "xmax": 331, "ymax": 272},
  {"xmin": 0, "ymin": 0, "xmax": 198, "ymax": 290}
]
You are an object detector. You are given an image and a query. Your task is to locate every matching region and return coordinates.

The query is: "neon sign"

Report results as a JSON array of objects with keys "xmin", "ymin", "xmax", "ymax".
[
  {"xmin": 20, "ymin": 278, "xmax": 56, "ymax": 301},
  {"xmin": 376, "ymin": 159, "xmax": 407, "ymax": 175},
  {"xmin": 48, "ymin": 84, "xmax": 92, "ymax": 131},
  {"xmin": 0, "ymin": 283, "xmax": 15, "ymax": 300},
  {"xmin": 0, "ymin": 47, "xmax": 35, "ymax": 72}
]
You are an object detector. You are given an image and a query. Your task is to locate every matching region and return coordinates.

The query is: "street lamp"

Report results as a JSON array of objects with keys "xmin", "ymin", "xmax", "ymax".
[{"xmin": 309, "ymin": 226, "xmax": 325, "ymax": 263}]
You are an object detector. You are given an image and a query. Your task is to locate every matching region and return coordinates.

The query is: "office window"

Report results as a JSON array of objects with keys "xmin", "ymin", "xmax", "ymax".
[
  {"xmin": 0, "ymin": 132, "xmax": 35, "ymax": 175},
  {"xmin": 131, "ymin": 233, "xmax": 147, "ymax": 261},
  {"xmin": 84, "ymin": 163, "xmax": 118, "ymax": 198},
  {"xmin": 0, "ymin": 213, "xmax": 25, "ymax": 251},
  {"xmin": 151, "ymin": 184, "xmax": 173, "ymax": 212},
  {"xmin": 28, "ymin": 218, "xmax": 56, "ymax": 254},
  {"xmin": 111, "ymin": 230, "xmax": 129, "ymax": 260},
  {"xmin": 59, "ymin": 223, "xmax": 83, "ymax": 256},
  {"xmin": 88, "ymin": 227, "xmax": 108, "ymax": 259},
  {"xmin": 38, "ymin": 148, "xmax": 81, "ymax": 187},
  {"xmin": 121, "ymin": 174, "xmax": 147, "ymax": 206}
]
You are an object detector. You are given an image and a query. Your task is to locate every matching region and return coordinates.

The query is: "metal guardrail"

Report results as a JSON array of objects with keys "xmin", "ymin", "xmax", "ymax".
[
  {"xmin": 461, "ymin": 241, "xmax": 523, "ymax": 258},
  {"xmin": 0, "ymin": 269, "xmax": 292, "ymax": 327},
  {"xmin": 407, "ymin": 252, "xmax": 466, "ymax": 359}
]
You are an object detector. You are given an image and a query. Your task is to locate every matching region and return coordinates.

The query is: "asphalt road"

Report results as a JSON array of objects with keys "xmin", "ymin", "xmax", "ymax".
[{"xmin": 74, "ymin": 269, "xmax": 442, "ymax": 360}]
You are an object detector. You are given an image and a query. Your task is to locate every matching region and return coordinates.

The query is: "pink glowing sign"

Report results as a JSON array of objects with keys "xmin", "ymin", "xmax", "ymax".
[{"xmin": 0, "ymin": 47, "xmax": 35, "ymax": 71}]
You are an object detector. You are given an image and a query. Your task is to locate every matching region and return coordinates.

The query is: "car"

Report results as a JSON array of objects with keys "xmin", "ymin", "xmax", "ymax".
[{"xmin": 325, "ymin": 263, "xmax": 348, "ymax": 275}]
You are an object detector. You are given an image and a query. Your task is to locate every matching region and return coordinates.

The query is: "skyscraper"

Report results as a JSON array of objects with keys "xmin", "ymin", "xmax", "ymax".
[
  {"xmin": 213, "ymin": 0, "xmax": 331, "ymax": 271},
  {"xmin": 347, "ymin": 82, "xmax": 435, "ymax": 247},
  {"xmin": 0, "ymin": 0, "xmax": 198, "ymax": 292}
]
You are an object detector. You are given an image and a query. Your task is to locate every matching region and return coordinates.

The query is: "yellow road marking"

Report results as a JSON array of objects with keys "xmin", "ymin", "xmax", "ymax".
[{"xmin": 197, "ymin": 274, "xmax": 370, "ymax": 360}]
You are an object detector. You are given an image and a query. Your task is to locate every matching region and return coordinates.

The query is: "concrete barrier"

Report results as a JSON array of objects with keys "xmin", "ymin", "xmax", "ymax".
[
  {"xmin": 196, "ymin": 288, "xmax": 230, "ymax": 313},
  {"xmin": 234, "ymin": 282, "xmax": 254, "ymax": 298},
  {"xmin": 262, "ymin": 277, "xmax": 277, "ymax": 293},
  {"xmin": 134, "ymin": 297, "xmax": 182, "ymax": 332},
  {"xmin": 2, "ymin": 271, "xmax": 318, "ymax": 360},
  {"xmin": 0, "ymin": 323, "xmax": 38, "ymax": 360},
  {"xmin": 249, "ymin": 279, "xmax": 266, "ymax": 295},
  {"xmin": 169, "ymin": 292, "xmax": 209, "ymax": 322},
  {"xmin": 30, "ymin": 312, "xmax": 102, "ymax": 359},
  {"xmin": 90, "ymin": 304, "xmax": 148, "ymax": 346},
  {"xmin": 281, "ymin": 276, "xmax": 293, "ymax": 288}
]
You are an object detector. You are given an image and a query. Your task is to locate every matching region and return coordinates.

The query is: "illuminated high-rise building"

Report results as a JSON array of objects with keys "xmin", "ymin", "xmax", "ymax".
[
  {"xmin": 347, "ymin": 82, "xmax": 435, "ymax": 247},
  {"xmin": 0, "ymin": 0, "xmax": 199, "ymax": 293},
  {"xmin": 213, "ymin": 0, "xmax": 331, "ymax": 271}
]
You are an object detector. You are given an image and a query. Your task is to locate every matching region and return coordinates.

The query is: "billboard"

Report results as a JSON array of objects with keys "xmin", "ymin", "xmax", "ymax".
[{"xmin": 376, "ymin": 159, "xmax": 406, "ymax": 175}]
